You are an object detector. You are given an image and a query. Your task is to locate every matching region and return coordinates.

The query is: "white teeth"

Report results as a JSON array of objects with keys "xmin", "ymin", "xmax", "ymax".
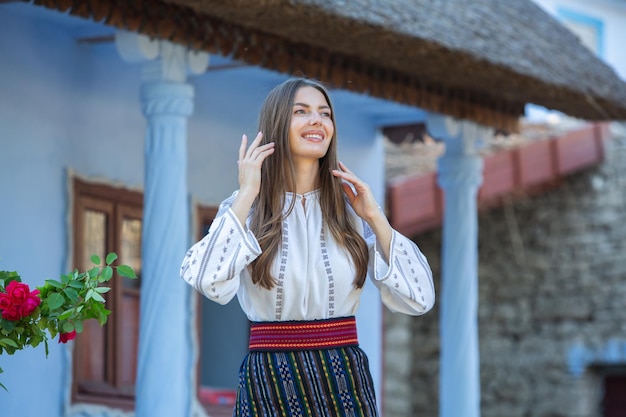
[{"xmin": 303, "ymin": 134, "xmax": 323, "ymax": 139}]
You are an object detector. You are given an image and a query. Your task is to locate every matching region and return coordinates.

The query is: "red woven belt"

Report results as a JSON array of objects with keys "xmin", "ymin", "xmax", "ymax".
[{"xmin": 248, "ymin": 316, "xmax": 359, "ymax": 351}]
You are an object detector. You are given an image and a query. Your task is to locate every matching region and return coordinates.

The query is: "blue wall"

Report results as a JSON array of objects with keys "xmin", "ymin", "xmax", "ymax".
[{"xmin": 0, "ymin": 6, "xmax": 146, "ymax": 416}]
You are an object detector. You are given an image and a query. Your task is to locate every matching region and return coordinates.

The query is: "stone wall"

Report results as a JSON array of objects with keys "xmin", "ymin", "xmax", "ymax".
[{"xmin": 383, "ymin": 123, "xmax": 626, "ymax": 417}]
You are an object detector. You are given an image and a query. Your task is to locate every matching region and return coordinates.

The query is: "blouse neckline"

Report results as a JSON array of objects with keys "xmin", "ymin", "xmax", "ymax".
[{"xmin": 285, "ymin": 189, "xmax": 320, "ymax": 199}]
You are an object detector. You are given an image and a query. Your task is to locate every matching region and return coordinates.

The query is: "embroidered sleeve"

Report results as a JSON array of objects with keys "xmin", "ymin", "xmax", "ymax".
[
  {"xmin": 365, "ymin": 222, "xmax": 435, "ymax": 315},
  {"xmin": 180, "ymin": 193, "xmax": 261, "ymax": 304}
]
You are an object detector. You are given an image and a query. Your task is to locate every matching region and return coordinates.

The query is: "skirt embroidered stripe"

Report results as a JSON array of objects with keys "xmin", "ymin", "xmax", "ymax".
[
  {"xmin": 235, "ymin": 346, "xmax": 378, "ymax": 417},
  {"xmin": 249, "ymin": 316, "xmax": 359, "ymax": 351},
  {"xmin": 288, "ymin": 351, "xmax": 314, "ymax": 416}
]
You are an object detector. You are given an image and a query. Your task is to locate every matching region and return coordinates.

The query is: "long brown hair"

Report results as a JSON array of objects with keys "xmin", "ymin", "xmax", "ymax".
[{"xmin": 249, "ymin": 78, "xmax": 369, "ymax": 289}]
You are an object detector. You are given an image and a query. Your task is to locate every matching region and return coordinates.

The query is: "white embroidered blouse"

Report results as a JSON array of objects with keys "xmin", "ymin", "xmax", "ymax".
[{"xmin": 180, "ymin": 190, "xmax": 435, "ymax": 322}]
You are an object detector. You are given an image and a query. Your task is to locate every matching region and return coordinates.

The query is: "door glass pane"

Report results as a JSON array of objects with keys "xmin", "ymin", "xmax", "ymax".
[
  {"xmin": 80, "ymin": 209, "xmax": 107, "ymax": 383},
  {"xmin": 121, "ymin": 218, "xmax": 142, "ymax": 289},
  {"xmin": 83, "ymin": 210, "xmax": 106, "ymax": 268},
  {"xmin": 119, "ymin": 216, "xmax": 141, "ymax": 393}
]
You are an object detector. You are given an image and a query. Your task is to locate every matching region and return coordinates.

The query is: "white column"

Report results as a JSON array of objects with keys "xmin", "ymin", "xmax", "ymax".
[
  {"xmin": 115, "ymin": 31, "xmax": 208, "ymax": 417},
  {"xmin": 427, "ymin": 113, "xmax": 492, "ymax": 417}
]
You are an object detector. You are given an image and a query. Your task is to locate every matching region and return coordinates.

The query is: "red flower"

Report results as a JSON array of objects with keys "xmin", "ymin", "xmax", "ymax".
[
  {"xmin": 1, "ymin": 305, "xmax": 21, "ymax": 321},
  {"xmin": 5, "ymin": 281, "xmax": 30, "ymax": 304},
  {"xmin": 59, "ymin": 330, "xmax": 77, "ymax": 344},
  {"xmin": 0, "ymin": 293, "xmax": 12, "ymax": 311},
  {"xmin": 0, "ymin": 281, "xmax": 42, "ymax": 321},
  {"xmin": 19, "ymin": 291, "xmax": 41, "ymax": 317}
]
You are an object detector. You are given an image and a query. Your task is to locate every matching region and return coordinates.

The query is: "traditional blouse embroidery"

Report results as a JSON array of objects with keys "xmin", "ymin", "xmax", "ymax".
[
  {"xmin": 180, "ymin": 190, "xmax": 435, "ymax": 322},
  {"xmin": 275, "ymin": 220, "xmax": 288, "ymax": 320},
  {"xmin": 320, "ymin": 226, "xmax": 335, "ymax": 317}
]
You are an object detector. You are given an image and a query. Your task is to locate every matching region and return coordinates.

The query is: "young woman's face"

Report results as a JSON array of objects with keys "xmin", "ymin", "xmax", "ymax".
[{"xmin": 288, "ymin": 86, "xmax": 334, "ymax": 164}]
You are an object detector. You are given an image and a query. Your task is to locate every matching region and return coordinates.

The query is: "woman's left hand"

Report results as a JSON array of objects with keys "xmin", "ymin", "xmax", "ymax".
[{"xmin": 331, "ymin": 161, "xmax": 381, "ymax": 223}]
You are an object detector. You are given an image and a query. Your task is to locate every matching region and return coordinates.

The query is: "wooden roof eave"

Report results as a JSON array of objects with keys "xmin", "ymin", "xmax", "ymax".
[
  {"xmin": 34, "ymin": 0, "xmax": 626, "ymax": 128},
  {"xmin": 32, "ymin": 0, "xmax": 525, "ymax": 131}
]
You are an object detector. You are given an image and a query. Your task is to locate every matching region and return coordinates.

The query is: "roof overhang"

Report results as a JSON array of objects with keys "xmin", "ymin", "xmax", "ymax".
[{"xmin": 30, "ymin": 0, "xmax": 626, "ymax": 131}]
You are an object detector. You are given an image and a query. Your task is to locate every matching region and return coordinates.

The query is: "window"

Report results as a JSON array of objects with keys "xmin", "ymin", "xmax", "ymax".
[{"xmin": 71, "ymin": 178, "xmax": 142, "ymax": 410}]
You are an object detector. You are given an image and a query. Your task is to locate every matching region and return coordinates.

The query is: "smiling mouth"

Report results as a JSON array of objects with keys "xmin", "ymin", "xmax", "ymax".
[{"xmin": 302, "ymin": 133, "xmax": 324, "ymax": 142}]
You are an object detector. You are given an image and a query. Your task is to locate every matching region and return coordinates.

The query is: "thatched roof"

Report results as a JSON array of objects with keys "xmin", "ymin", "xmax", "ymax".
[{"xmin": 32, "ymin": 0, "xmax": 626, "ymax": 131}]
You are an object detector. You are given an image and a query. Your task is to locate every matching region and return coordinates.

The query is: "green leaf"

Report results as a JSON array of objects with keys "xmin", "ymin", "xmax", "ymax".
[
  {"xmin": 68, "ymin": 280, "xmax": 83, "ymax": 289},
  {"xmin": 88, "ymin": 267, "xmax": 99, "ymax": 279},
  {"xmin": 45, "ymin": 279, "xmax": 64, "ymax": 289},
  {"xmin": 90, "ymin": 254, "xmax": 101, "ymax": 265},
  {"xmin": 46, "ymin": 293, "xmax": 65, "ymax": 310},
  {"xmin": 0, "ymin": 338, "xmax": 18, "ymax": 348},
  {"xmin": 62, "ymin": 322, "xmax": 74, "ymax": 333},
  {"xmin": 0, "ymin": 320, "xmax": 16, "ymax": 333},
  {"xmin": 94, "ymin": 287, "xmax": 111, "ymax": 294},
  {"xmin": 90, "ymin": 291, "xmax": 106, "ymax": 303},
  {"xmin": 105, "ymin": 252, "xmax": 118, "ymax": 265},
  {"xmin": 63, "ymin": 287, "xmax": 79, "ymax": 303},
  {"xmin": 61, "ymin": 273, "xmax": 70, "ymax": 285},
  {"xmin": 101, "ymin": 266, "xmax": 113, "ymax": 281},
  {"xmin": 74, "ymin": 321, "xmax": 84, "ymax": 334},
  {"xmin": 30, "ymin": 335, "xmax": 42, "ymax": 348},
  {"xmin": 98, "ymin": 308, "xmax": 111, "ymax": 326},
  {"xmin": 85, "ymin": 289, "xmax": 94, "ymax": 301},
  {"xmin": 58, "ymin": 308, "xmax": 75, "ymax": 321},
  {"xmin": 38, "ymin": 317, "xmax": 48, "ymax": 330},
  {"xmin": 117, "ymin": 265, "xmax": 137, "ymax": 279}
]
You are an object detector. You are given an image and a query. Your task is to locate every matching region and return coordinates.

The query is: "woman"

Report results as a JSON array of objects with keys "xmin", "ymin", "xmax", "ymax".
[{"xmin": 180, "ymin": 77, "xmax": 435, "ymax": 417}]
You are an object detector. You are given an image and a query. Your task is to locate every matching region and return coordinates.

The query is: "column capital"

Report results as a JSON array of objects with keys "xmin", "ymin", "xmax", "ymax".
[
  {"xmin": 115, "ymin": 30, "xmax": 209, "ymax": 83},
  {"xmin": 426, "ymin": 112, "xmax": 493, "ymax": 156}
]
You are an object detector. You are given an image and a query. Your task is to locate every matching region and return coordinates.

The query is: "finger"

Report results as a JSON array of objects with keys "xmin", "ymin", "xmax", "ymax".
[
  {"xmin": 249, "ymin": 142, "xmax": 275, "ymax": 161},
  {"xmin": 245, "ymin": 132, "xmax": 264, "ymax": 156},
  {"xmin": 333, "ymin": 168, "xmax": 360, "ymax": 189},
  {"xmin": 252, "ymin": 131, "xmax": 264, "ymax": 145},
  {"xmin": 338, "ymin": 161, "xmax": 353, "ymax": 174},
  {"xmin": 341, "ymin": 182, "xmax": 356, "ymax": 202},
  {"xmin": 256, "ymin": 145, "xmax": 275, "ymax": 163},
  {"xmin": 337, "ymin": 161, "xmax": 361, "ymax": 183},
  {"xmin": 239, "ymin": 134, "xmax": 248, "ymax": 162},
  {"xmin": 249, "ymin": 132, "xmax": 263, "ymax": 150}
]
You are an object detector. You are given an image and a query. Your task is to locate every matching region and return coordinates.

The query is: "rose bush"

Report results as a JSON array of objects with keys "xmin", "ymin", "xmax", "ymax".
[{"xmin": 0, "ymin": 252, "xmax": 136, "ymax": 390}]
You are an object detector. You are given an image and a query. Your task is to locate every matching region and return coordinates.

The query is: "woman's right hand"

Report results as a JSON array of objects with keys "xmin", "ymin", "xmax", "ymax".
[
  {"xmin": 231, "ymin": 132, "xmax": 274, "ymax": 225},
  {"xmin": 237, "ymin": 132, "xmax": 275, "ymax": 197}
]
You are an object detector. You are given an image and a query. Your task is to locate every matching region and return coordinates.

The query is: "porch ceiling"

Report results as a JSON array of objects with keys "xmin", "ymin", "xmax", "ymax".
[{"xmin": 30, "ymin": 0, "xmax": 626, "ymax": 131}]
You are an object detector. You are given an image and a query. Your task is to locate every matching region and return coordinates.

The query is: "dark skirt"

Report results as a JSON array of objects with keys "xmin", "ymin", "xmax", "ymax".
[{"xmin": 234, "ymin": 346, "xmax": 379, "ymax": 417}]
